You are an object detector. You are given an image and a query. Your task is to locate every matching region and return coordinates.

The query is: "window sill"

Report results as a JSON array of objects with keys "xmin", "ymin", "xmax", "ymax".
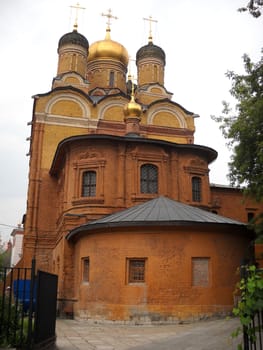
[
  {"xmin": 72, "ymin": 197, "xmax": 104, "ymax": 206},
  {"xmin": 131, "ymin": 194, "xmax": 157, "ymax": 202},
  {"xmin": 81, "ymin": 282, "xmax": 90, "ymax": 285}
]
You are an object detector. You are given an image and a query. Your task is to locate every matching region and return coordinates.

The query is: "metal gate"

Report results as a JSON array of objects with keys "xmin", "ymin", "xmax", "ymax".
[
  {"xmin": 241, "ymin": 266, "xmax": 263, "ymax": 350},
  {"xmin": 0, "ymin": 260, "xmax": 58, "ymax": 349},
  {"xmin": 34, "ymin": 270, "xmax": 58, "ymax": 348}
]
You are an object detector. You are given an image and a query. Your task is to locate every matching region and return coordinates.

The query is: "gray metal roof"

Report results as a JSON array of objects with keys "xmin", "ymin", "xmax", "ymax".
[{"xmin": 67, "ymin": 196, "xmax": 246, "ymax": 240}]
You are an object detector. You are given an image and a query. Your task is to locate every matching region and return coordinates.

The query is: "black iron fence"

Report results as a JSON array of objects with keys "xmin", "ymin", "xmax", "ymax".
[
  {"xmin": 241, "ymin": 266, "xmax": 263, "ymax": 350},
  {"xmin": 243, "ymin": 310, "xmax": 263, "ymax": 350},
  {"xmin": 0, "ymin": 260, "xmax": 58, "ymax": 349},
  {"xmin": 0, "ymin": 263, "xmax": 35, "ymax": 348}
]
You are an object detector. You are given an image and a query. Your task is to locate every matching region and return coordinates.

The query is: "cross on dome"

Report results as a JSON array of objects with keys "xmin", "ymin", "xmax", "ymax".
[
  {"xmin": 128, "ymin": 56, "xmax": 136, "ymax": 80},
  {"xmin": 143, "ymin": 15, "xmax": 158, "ymax": 43},
  {"xmin": 102, "ymin": 8, "xmax": 118, "ymax": 31},
  {"xmin": 70, "ymin": 2, "xmax": 86, "ymax": 31},
  {"xmin": 101, "ymin": 8, "xmax": 118, "ymax": 39}
]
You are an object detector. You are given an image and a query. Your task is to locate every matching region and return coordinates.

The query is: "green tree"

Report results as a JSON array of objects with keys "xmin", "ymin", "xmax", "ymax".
[
  {"xmin": 239, "ymin": 0, "xmax": 263, "ymax": 17},
  {"xmin": 212, "ymin": 52, "xmax": 263, "ymax": 200},
  {"xmin": 212, "ymin": 52, "xmax": 263, "ymax": 237}
]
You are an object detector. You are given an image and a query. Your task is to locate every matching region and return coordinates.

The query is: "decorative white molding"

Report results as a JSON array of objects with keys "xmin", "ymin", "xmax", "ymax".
[
  {"xmin": 147, "ymin": 105, "xmax": 187, "ymax": 128},
  {"xmin": 35, "ymin": 112, "xmax": 98, "ymax": 129},
  {"xmin": 97, "ymin": 99, "xmax": 126, "ymax": 120},
  {"xmin": 45, "ymin": 93, "xmax": 90, "ymax": 118}
]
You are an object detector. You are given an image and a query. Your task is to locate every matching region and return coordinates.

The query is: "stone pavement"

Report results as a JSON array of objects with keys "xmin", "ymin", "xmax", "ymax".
[{"xmin": 53, "ymin": 317, "xmax": 242, "ymax": 350}]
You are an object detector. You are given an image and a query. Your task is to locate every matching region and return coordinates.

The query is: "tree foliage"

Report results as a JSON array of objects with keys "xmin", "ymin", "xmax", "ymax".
[
  {"xmin": 238, "ymin": 0, "xmax": 263, "ymax": 17},
  {"xmin": 212, "ymin": 52, "xmax": 263, "ymax": 203},
  {"xmin": 232, "ymin": 265, "xmax": 263, "ymax": 349}
]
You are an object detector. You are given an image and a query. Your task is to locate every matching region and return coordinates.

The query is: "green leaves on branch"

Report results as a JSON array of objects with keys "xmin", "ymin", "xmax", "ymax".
[
  {"xmin": 211, "ymin": 52, "xmax": 263, "ymax": 203},
  {"xmin": 238, "ymin": 0, "xmax": 263, "ymax": 17}
]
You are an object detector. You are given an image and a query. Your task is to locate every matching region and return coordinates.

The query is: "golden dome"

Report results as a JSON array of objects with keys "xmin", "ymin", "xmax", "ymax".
[
  {"xmin": 124, "ymin": 95, "xmax": 142, "ymax": 118},
  {"xmin": 87, "ymin": 29, "xmax": 129, "ymax": 66}
]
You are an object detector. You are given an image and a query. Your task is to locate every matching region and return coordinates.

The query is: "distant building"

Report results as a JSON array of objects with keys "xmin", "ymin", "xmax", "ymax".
[
  {"xmin": 20, "ymin": 13, "xmax": 262, "ymax": 322},
  {"xmin": 10, "ymin": 226, "xmax": 24, "ymax": 267}
]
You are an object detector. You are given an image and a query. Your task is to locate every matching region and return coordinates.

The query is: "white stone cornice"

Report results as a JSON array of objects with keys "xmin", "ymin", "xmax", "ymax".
[{"xmin": 35, "ymin": 112, "xmax": 98, "ymax": 129}]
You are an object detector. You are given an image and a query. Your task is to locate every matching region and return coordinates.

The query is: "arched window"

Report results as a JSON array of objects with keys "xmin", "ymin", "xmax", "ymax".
[
  {"xmin": 82, "ymin": 171, "xmax": 96, "ymax": 197},
  {"xmin": 140, "ymin": 164, "xmax": 158, "ymax": 194},
  {"xmin": 109, "ymin": 71, "xmax": 115, "ymax": 87},
  {"xmin": 192, "ymin": 176, "xmax": 202, "ymax": 202}
]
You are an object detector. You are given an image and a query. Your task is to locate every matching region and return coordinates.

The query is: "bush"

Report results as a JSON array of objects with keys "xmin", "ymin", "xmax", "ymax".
[{"xmin": 0, "ymin": 295, "xmax": 30, "ymax": 348}]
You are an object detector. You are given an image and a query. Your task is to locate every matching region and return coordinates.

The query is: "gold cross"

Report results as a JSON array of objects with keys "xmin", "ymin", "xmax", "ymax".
[
  {"xmin": 143, "ymin": 15, "xmax": 158, "ymax": 42},
  {"xmin": 128, "ymin": 57, "xmax": 136, "ymax": 80},
  {"xmin": 101, "ymin": 8, "xmax": 118, "ymax": 31},
  {"xmin": 70, "ymin": 2, "xmax": 86, "ymax": 31},
  {"xmin": 128, "ymin": 74, "xmax": 136, "ymax": 100}
]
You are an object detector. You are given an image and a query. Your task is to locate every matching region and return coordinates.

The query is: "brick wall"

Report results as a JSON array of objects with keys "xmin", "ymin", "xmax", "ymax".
[{"xmin": 70, "ymin": 225, "xmax": 251, "ymax": 322}]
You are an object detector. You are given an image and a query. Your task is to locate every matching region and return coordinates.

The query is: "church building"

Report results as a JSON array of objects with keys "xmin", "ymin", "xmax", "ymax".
[{"xmin": 21, "ymin": 10, "xmax": 262, "ymax": 322}]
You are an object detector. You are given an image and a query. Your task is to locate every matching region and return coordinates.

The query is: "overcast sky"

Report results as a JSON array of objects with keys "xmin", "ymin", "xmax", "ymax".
[{"xmin": 0, "ymin": 0, "xmax": 262, "ymax": 242}]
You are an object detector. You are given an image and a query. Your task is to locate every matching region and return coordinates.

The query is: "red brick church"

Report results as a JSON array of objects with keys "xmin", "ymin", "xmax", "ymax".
[{"xmin": 20, "ymin": 12, "xmax": 262, "ymax": 322}]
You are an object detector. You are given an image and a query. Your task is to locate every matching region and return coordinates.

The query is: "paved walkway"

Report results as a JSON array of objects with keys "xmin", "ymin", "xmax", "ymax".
[{"xmin": 53, "ymin": 317, "xmax": 242, "ymax": 350}]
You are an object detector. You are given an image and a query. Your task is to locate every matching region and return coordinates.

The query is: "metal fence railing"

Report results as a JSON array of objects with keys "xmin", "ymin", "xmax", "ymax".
[
  {"xmin": 241, "ymin": 266, "xmax": 263, "ymax": 350},
  {"xmin": 0, "ymin": 262, "xmax": 35, "ymax": 349},
  {"xmin": 0, "ymin": 260, "xmax": 58, "ymax": 349}
]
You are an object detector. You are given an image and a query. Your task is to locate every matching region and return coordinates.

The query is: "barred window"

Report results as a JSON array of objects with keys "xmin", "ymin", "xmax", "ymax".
[
  {"xmin": 82, "ymin": 257, "xmax": 90, "ymax": 283},
  {"xmin": 128, "ymin": 259, "xmax": 146, "ymax": 283},
  {"xmin": 192, "ymin": 176, "xmax": 202, "ymax": 202},
  {"xmin": 82, "ymin": 171, "xmax": 96, "ymax": 197},
  {"xmin": 140, "ymin": 164, "xmax": 158, "ymax": 194}
]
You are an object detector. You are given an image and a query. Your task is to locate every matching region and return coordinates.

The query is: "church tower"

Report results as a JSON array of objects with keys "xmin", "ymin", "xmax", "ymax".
[
  {"xmin": 56, "ymin": 29, "xmax": 89, "ymax": 78},
  {"xmin": 87, "ymin": 9, "xmax": 129, "ymax": 93},
  {"xmin": 136, "ymin": 17, "xmax": 166, "ymax": 87}
]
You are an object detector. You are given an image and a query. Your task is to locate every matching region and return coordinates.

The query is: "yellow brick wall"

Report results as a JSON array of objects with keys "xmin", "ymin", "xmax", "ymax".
[
  {"xmin": 51, "ymin": 100, "xmax": 83, "ymax": 117},
  {"xmin": 41, "ymin": 124, "xmax": 88, "ymax": 169}
]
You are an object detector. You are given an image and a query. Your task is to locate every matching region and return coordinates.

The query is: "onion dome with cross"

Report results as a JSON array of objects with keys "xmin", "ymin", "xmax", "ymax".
[{"xmin": 87, "ymin": 9, "xmax": 129, "ymax": 66}]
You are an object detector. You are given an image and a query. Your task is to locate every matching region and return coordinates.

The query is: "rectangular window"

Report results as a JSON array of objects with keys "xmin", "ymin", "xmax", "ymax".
[
  {"xmin": 127, "ymin": 258, "xmax": 146, "ymax": 283},
  {"xmin": 192, "ymin": 176, "xmax": 202, "ymax": 202},
  {"xmin": 82, "ymin": 171, "xmax": 96, "ymax": 197},
  {"xmin": 82, "ymin": 257, "xmax": 90, "ymax": 283},
  {"xmin": 140, "ymin": 164, "xmax": 158, "ymax": 194},
  {"xmin": 247, "ymin": 212, "xmax": 255, "ymax": 222},
  {"xmin": 192, "ymin": 257, "xmax": 210, "ymax": 287},
  {"xmin": 109, "ymin": 71, "xmax": 115, "ymax": 87}
]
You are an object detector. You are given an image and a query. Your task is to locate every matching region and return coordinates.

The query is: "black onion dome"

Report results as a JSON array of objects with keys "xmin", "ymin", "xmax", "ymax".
[
  {"xmin": 136, "ymin": 42, "xmax": 166, "ymax": 65},
  {"xmin": 58, "ymin": 30, "xmax": 89, "ymax": 50}
]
